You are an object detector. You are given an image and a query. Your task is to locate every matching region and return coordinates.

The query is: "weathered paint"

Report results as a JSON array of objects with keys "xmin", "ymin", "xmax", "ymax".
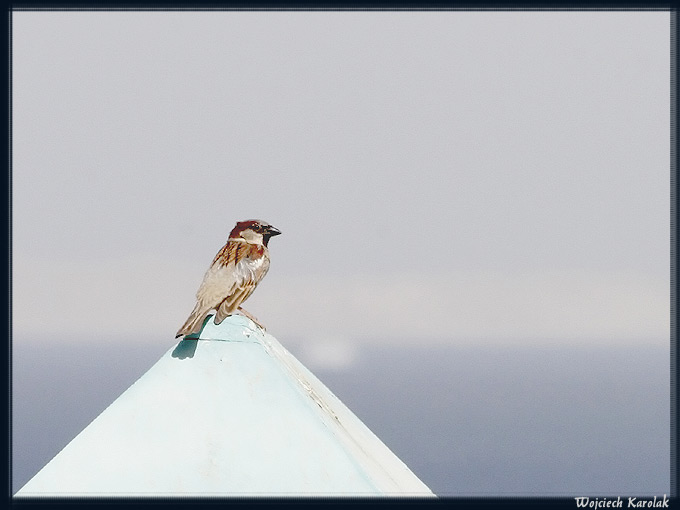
[{"xmin": 16, "ymin": 314, "xmax": 434, "ymax": 497}]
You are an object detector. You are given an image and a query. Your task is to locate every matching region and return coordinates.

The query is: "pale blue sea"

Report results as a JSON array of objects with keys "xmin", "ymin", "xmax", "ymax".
[{"xmin": 12, "ymin": 338, "xmax": 670, "ymax": 496}]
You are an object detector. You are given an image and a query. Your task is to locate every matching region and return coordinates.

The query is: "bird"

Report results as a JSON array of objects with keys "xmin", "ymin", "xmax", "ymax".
[{"xmin": 176, "ymin": 219, "xmax": 281, "ymax": 338}]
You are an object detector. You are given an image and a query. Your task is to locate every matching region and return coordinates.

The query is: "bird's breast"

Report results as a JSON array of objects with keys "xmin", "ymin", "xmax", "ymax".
[{"xmin": 234, "ymin": 251, "xmax": 270, "ymax": 283}]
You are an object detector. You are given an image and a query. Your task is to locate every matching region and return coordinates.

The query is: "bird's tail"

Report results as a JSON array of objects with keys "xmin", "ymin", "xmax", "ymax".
[{"xmin": 176, "ymin": 305, "xmax": 209, "ymax": 338}]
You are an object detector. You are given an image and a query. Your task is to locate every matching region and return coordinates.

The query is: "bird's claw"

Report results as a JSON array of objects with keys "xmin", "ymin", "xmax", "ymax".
[{"xmin": 237, "ymin": 307, "xmax": 266, "ymax": 331}]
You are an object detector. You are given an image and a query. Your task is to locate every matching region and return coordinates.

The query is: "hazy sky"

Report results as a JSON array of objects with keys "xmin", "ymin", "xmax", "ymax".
[{"xmin": 12, "ymin": 11, "xmax": 670, "ymax": 356}]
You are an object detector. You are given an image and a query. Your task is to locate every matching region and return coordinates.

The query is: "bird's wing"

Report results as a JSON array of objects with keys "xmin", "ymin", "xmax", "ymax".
[
  {"xmin": 193, "ymin": 241, "xmax": 242, "ymax": 307},
  {"xmin": 206, "ymin": 242, "xmax": 270, "ymax": 323},
  {"xmin": 194, "ymin": 263, "xmax": 239, "ymax": 310}
]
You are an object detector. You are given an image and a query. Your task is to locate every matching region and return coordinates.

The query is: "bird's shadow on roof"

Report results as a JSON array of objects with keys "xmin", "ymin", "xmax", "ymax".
[
  {"xmin": 171, "ymin": 338, "xmax": 198, "ymax": 359},
  {"xmin": 172, "ymin": 315, "xmax": 214, "ymax": 359}
]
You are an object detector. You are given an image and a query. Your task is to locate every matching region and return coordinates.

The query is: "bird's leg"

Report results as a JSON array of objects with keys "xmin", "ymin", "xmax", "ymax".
[{"xmin": 237, "ymin": 307, "xmax": 266, "ymax": 331}]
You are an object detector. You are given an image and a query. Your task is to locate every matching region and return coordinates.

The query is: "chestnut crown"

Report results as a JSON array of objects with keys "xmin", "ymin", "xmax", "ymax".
[{"xmin": 229, "ymin": 219, "xmax": 281, "ymax": 246}]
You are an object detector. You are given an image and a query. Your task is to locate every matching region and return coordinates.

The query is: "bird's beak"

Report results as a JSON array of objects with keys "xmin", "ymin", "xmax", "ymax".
[{"xmin": 266, "ymin": 226, "xmax": 282, "ymax": 237}]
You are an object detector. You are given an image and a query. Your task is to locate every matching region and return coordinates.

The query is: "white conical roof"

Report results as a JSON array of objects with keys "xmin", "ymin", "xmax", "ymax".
[{"xmin": 16, "ymin": 314, "xmax": 434, "ymax": 497}]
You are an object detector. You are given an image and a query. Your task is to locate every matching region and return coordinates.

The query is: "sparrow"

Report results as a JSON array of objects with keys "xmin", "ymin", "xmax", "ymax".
[{"xmin": 176, "ymin": 219, "xmax": 281, "ymax": 338}]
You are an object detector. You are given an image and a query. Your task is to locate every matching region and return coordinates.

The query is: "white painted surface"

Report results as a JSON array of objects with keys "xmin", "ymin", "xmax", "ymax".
[{"xmin": 16, "ymin": 314, "xmax": 434, "ymax": 497}]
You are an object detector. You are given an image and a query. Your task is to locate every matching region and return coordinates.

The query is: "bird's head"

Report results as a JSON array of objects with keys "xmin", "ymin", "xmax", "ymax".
[{"xmin": 229, "ymin": 219, "xmax": 282, "ymax": 247}]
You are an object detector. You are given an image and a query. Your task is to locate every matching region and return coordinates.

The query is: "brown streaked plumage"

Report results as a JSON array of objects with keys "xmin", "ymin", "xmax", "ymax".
[{"xmin": 176, "ymin": 219, "xmax": 281, "ymax": 338}]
